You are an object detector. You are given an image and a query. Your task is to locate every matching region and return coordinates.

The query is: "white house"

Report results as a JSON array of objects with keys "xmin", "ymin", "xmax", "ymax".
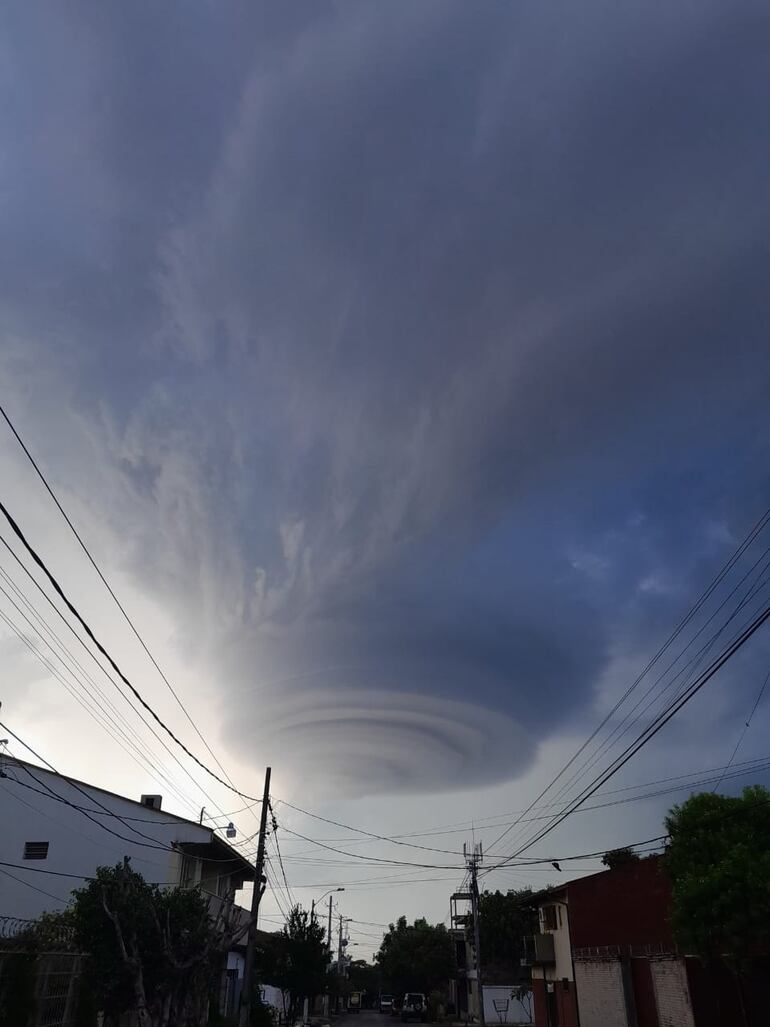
[{"xmin": 0, "ymin": 757, "xmax": 254, "ymax": 921}]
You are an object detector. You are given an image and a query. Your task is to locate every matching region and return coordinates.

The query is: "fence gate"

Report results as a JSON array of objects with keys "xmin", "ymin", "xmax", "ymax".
[{"xmin": 0, "ymin": 950, "xmax": 84, "ymax": 1027}]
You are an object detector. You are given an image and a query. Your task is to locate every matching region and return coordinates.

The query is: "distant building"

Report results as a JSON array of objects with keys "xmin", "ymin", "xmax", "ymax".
[{"xmin": 449, "ymin": 890, "xmax": 532, "ymax": 1025}]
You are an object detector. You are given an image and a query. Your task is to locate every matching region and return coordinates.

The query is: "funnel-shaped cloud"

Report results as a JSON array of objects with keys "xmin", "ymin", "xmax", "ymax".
[{"xmin": 0, "ymin": 1, "xmax": 769, "ymax": 803}]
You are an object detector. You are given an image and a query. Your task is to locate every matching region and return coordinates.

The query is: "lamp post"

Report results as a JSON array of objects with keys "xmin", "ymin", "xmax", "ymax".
[
  {"xmin": 309, "ymin": 887, "xmax": 345, "ymax": 940},
  {"xmin": 311, "ymin": 889, "xmax": 344, "ymax": 1018}
]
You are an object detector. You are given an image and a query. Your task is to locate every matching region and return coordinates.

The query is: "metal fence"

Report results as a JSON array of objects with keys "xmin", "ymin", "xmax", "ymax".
[{"xmin": 0, "ymin": 917, "xmax": 84, "ymax": 1027}]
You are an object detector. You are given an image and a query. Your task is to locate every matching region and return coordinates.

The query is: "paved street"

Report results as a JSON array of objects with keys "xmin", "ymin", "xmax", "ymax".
[
  {"xmin": 342, "ymin": 1011, "xmax": 426, "ymax": 1027},
  {"xmin": 348, "ymin": 1012, "xmax": 391, "ymax": 1027}
]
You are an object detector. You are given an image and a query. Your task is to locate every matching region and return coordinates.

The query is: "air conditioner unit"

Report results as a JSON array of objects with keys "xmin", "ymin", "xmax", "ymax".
[{"xmin": 140, "ymin": 794, "xmax": 163, "ymax": 811}]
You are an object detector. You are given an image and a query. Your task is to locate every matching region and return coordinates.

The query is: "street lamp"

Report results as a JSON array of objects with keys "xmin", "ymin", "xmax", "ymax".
[{"xmin": 311, "ymin": 887, "xmax": 345, "ymax": 929}]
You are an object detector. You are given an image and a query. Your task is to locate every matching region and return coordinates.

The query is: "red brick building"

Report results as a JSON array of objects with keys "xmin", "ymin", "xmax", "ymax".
[
  {"xmin": 526, "ymin": 855, "xmax": 768, "ymax": 1027},
  {"xmin": 528, "ymin": 856, "xmax": 693, "ymax": 1027}
]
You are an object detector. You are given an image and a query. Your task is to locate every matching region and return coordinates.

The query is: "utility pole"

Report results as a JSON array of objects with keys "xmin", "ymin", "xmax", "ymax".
[
  {"xmin": 466, "ymin": 842, "xmax": 486, "ymax": 1027},
  {"xmin": 323, "ymin": 894, "xmax": 335, "ymax": 1019},
  {"xmin": 239, "ymin": 766, "xmax": 272, "ymax": 1027}
]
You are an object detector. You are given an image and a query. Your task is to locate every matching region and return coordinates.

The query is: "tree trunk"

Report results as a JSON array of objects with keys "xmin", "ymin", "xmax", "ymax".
[{"xmin": 734, "ymin": 969, "xmax": 749, "ymax": 1027}]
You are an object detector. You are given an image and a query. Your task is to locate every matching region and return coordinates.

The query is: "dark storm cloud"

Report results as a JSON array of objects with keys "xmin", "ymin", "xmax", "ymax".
[{"xmin": 1, "ymin": 1, "xmax": 769, "ymax": 794}]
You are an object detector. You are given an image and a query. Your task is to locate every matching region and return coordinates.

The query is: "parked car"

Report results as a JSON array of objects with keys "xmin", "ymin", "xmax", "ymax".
[
  {"xmin": 379, "ymin": 994, "xmax": 394, "ymax": 1014},
  {"xmin": 401, "ymin": 993, "xmax": 428, "ymax": 1023}
]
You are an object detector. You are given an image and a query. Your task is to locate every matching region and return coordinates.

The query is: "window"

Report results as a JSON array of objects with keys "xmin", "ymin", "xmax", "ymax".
[
  {"xmin": 542, "ymin": 905, "xmax": 558, "ymax": 931},
  {"xmin": 24, "ymin": 841, "xmax": 49, "ymax": 860}
]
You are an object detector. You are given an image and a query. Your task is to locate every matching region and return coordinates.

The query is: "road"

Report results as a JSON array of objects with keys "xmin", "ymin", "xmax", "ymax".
[
  {"xmin": 346, "ymin": 1012, "xmax": 401, "ymax": 1027},
  {"xmin": 344, "ymin": 1012, "xmax": 436, "ymax": 1027}
]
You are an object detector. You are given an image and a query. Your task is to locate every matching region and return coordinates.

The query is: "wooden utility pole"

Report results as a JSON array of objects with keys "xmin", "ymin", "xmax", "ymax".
[
  {"xmin": 239, "ymin": 766, "xmax": 272, "ymax": 1027},
  {"xmin": 466, "ymin": 843, "xmax": 486, "ymax": 1027}
]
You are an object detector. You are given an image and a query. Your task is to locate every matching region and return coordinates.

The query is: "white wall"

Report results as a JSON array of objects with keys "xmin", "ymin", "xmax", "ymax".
[
  {"xmin": 539, "ymin": 900, "xmax": 573, "ymax": 982},
  {"xmin": 0, "ymin": 762, "xmax": 215, "ymax": 920},
  {"xmin": 482, "ymin": 985, "xmax": 532, "ymax": 1024},
  {"xmin": 650, "ymin": 958, "xmax": 695, "ymax": 1027},
  {"xmin": 573, "ymin": 960, "xmax": 628, "ymax": 1027}
]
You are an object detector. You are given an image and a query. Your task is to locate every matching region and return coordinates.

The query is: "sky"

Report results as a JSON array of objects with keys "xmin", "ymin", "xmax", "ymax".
[{"xmin": 1, "ymin": 0, "xmax": 770, "ymax": 939}]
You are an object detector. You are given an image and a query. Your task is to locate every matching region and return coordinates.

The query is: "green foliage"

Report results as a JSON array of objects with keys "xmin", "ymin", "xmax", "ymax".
[
  {"xmin": 260, "ymin": 905, "xmax": 328, "ymax": 1021},
  {"xmin": 249, "ymin": 996, "xmax": 277, "ymax": 1027},
  {"xmin": 665, "ymin": 785, "xmax": 770, "ymax": 968},
  {"xmin": 69, "ymin": 859, "xmax": 226, "ymax": 1022},
  {"xmin": 601, "ymin": 847, "xmax": 640, "ymax": 870},
  {"xmin": 376, "ymin": 916, "xmax": 455, "ymax": 997},
  {"xmin": 512, "ymin": 984, "xmax": 533, "ymax": 1024},
  {"xmin": 478, "ymin": 889, "xmax": 537, "ymax": 982},
  {"xmin": 347, "ymin": 958, "xmax": 382, "ymax": 999},
  {"xmin": 0, "ymin": 952, "xmax": 37, "ymax": 1027}
]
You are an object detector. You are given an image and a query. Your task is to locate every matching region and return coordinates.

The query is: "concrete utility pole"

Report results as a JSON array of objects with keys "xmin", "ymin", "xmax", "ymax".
[
  {"xmin": 466, "ymin": 842, "xmax": 486, "ymax": 1027},
  {"xmin": 239, "ymin": 766, "xmax": 272, "ymax": 1027},
  {"xmin": 328, "ymin": 894, "xmax": 334, "ymax": 951}
]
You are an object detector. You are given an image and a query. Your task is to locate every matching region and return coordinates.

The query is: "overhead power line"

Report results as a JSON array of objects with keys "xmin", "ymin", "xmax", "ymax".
[
  {"xmin": 1, "ymin": 741, "xmax": 252, "ymax": 866},
  {"xmin": 268, "ymin": 800, "xmax": 296, "ymax": 909},
  {"xmin": 485, "ymin": 598, "xmax": 770, "ymax": 874},
  {"xmin": 0, "ymin": 865, "xmax": 68, "ymax": 904},
  {"xmin": 0, "ymin": 574, "xmax": 205, "ymax": 816},
  {"xmin": 527, "ymin": 546, "xmax": 770, "ymax": 845},
  {"xmin": 0, "ymin": 498, "xmax": 262, "ymax": 803},
  {"xmin": 712, "ymin": 665, "xmax": 770, "ymax": 792},
  {"xmin": 275, "ymin": 798, "xmax": 462, "ymax": 856},
  {"xmin": 0, "ymin": 404, "xmax": 236, "ymax": 789},
  {"xmin": 0, "ymin": 534, "xmax": 242, "ymax": 825},
  {"xmin": 486, "ymin": 504, "xmax": 770, "ymax": 854}
]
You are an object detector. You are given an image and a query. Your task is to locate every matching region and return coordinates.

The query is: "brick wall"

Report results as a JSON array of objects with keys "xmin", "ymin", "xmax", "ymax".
[
  {"xmin": 567, "ymin": 856, "xmax": 673, "ymax": 950},
  {"xmin": 651, "ymin": 957, "xmax": 694, "ymax": 1027},
  {"xmin": 573, "ymin": 959, "xmax": 628, "ymax": 1027}
]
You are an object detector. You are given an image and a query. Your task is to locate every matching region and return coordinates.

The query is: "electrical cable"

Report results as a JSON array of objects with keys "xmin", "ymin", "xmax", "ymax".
[
  {"xmin": 485, "ymin": 599, "xmax": 770, "ymax": 873},
  {"xmin": 268, "ymin": 801, "xmax": 296, "ymax": 909},
  {"xmin": 0, "ymin": 498, "xmax": 262, "ymax": 802},
  {"xmin": 484, "ymin": 505, "xmax": 770, "ymax": 853},
  {"xmin": 1, "ymin": 739, "xmax": 253, "ymax": 866},
  {"xmin": 0, "ymin": 532, "xmax": 241, "ymax": 821},
  {"xmin": 0, "ymin": 403, "xmax": 238, "ymax": 790},
  {"xmin": 712, "ymin": 666, "xmax": 770, "ymax": 792},
  {"xmin": 506, "ymin": 572, "xmax": 770, "ymax": 857},
  {"xmin": 493, "ymin": 559, "xmax": 770, "ymax": 859},
  {"xmin": 274, "ymin": 798, "xmax": 462, "ymax": 857},
  {"xmin": 0, "ymin": 865, "xmax": 68, "ymax": 904},
  {"xmin": 0, "ymin": 576, "xmax": 203, "ymax": 815},
  {"xmin": 529, "ymin": 552, "xmax": 770, "ymax": 840}
]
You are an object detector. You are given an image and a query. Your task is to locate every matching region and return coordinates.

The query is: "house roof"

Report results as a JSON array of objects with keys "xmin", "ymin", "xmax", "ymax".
[
  {"xmin": 6, "ymin": 757, "xmax": 254, "ymax": 880},
  {"xmin": 529, "ymin": 854, "xmax": 665, "ymax": 906}
]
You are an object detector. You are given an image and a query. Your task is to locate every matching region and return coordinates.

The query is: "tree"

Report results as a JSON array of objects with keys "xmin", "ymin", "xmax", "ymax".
[
  {"xmin": 478, "ymin": 889, "xmax": 537, "ymax": 983},
  {"xmin": 601, "ymin": 847, "xmax": 640, "ymax": 870},
  {"xmin": 376, "ymin": 917, "xmax": 454, "ymax": 998},
  {"xmin": 69, "ymin": 858, "xmax": 246, "ymax": 1027},
  {"xmin": 347, "ymin": 959, "xmax": 382, "ymax": 1005},
  {"xmin": 262, "ymin": 905, "xmax": 328, "ymax": 1023},
  {"xmin": 665, "ymin": 785, "xmax": 770, "ymax": 970}
]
